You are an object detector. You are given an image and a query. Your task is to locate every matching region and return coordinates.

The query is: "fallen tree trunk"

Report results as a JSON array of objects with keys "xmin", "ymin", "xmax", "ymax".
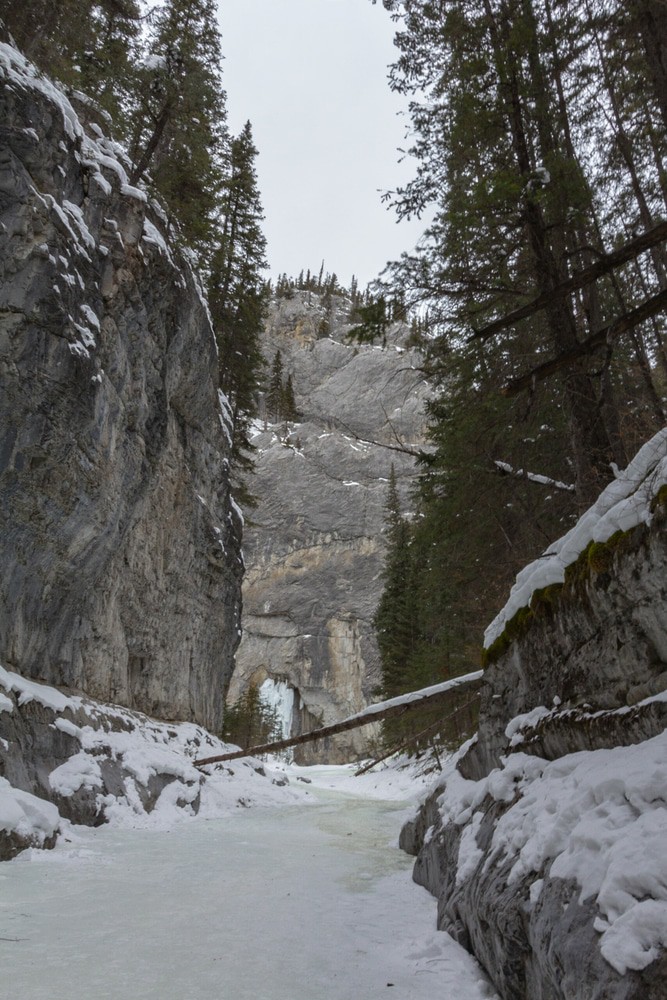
[
  {"xmin": 193, "ymin": 669, "xmax": 484, "ymax": 767},
  {"xmin": 500, "ymin": 286, "xmax": 667, "ymax": 396}
]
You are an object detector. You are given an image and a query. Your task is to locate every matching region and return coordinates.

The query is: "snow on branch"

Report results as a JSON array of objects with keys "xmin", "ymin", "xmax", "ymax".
[{"xmin": 494, "ymin": 460, "xmax": 575, "ymax": 493}]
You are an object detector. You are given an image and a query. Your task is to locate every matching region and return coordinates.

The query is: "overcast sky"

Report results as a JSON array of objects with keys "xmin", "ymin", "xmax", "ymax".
[{"xmin": 217, "ymin": 0, "xmax": 423, "ymax": 288}]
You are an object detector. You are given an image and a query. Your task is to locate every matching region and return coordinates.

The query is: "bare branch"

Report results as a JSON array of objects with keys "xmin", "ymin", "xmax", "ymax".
[{"xmin": 500, "ymin": 287, "xmax": 667, "ymax": 397}]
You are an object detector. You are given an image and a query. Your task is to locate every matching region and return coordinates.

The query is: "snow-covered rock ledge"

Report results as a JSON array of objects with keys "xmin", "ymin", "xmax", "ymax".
[
  {"xmin": 401, "ymin": 731, "xmax": 667, "ymax": 999},
  {"xmin": 0, "ymin": 664, "xmax": 309, "ymax": 861},
  {"xmin": 402, "ymin": 432, "xmax": 667, "ymax": 1000}
]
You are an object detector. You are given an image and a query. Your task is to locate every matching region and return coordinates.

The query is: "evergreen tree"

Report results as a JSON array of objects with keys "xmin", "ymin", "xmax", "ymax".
[
  {"xmin": 366, "ymin": 1, "xmax": 667, "ymax": 725},
  {"xmin": 209, "ymin": 121, "xmax": 269, "ymax": 495},
  {"xmin": 374, "ymin": 466, "xmax": 416, "ymax": 698},
  {"xmin": 127, "ymin": 0, "xmax": 227, "ymax": 261},
  {"xmin": 281, "ymin": 373, "xmax": 300, "ymax": 422},
  {"xmin": 266, "ymin": 350, "xmax": 284, "ymax": 422},
  {"xmin": 222, "ymin": 683, "xmax": 281, "ymax": 750}
]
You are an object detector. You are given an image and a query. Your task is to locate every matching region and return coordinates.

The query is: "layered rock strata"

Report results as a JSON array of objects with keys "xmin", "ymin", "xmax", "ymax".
[{"xmin": 0, "ymin": 45, "xmax": 242, "ymax": 730}]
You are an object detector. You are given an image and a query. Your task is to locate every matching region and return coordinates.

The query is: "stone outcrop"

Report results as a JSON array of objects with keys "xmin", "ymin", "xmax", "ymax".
[
  {"xmin": 230, "ymin": 292, "xmax": 429, "ymax": 762},
  {"xmin": 0, "ymin": 663, "xmax": 298, "ymax": 861},
  {"xmin": 0, "ymin": 44, "xmax": 243, "ymax": 731},
  {"xmin": 400, "ymin": 466, "xmax": 667, "ymax": 998}
]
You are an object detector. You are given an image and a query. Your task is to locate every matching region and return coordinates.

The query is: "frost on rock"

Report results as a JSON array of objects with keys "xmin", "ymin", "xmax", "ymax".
[{"xmin": 485, "ymin": 427, "xmax": 667, "ymax": 647}]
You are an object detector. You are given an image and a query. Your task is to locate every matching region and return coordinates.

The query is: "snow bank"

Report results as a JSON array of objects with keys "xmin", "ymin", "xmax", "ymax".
[
  {"xmin": 429, "ymin": 730, "xmax": 667, "ymax": 974},
  {"xmin": 0, "ymin": 777, "xmax": 60, "ymax": 846},
  {"xmin": 485, "ymin": 427, "xmax": 667, "ymax": 647},
  {"xmin": 0, "ymin": 664, "xmax": 312, "ymax": 853}
]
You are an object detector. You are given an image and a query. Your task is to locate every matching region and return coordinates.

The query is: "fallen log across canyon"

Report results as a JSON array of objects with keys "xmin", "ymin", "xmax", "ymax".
[{"xmin": 193, "ymin": 669, "xmax": 484, "ymax": 767}]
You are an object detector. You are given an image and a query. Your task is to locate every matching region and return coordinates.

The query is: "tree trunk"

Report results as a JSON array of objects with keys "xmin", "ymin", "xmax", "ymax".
[
  {"xmin": 194, "ymin": 671, "xmax": 484, "ymax": 767},
  {"xmin": 632, "ymin": 0, "xmax": 667, "ymax": 132}
]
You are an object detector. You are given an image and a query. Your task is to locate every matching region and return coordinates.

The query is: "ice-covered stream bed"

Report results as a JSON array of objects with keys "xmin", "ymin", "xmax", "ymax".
[{"xmin": 1, "ymin": 767, "xmax": 497, "ymax": 1000}]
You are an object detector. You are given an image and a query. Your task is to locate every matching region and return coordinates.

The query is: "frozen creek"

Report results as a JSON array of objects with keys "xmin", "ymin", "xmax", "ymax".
[{"xmin": 1, "ymin": 767, "xmax": 497, "ymax": 1000}]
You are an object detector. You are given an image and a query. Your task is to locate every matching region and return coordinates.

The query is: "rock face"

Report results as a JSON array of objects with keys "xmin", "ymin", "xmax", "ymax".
[
  {"xmin": 229, "ymin": 292, "xmax": 429, "ymax": 762},
  {"xmin": 0, "ymin": 45, "xmax": 243, "ymax": 731},
  {"xmin": 400, "ymin": 468, "xmax": 667, "ymax": 998}
]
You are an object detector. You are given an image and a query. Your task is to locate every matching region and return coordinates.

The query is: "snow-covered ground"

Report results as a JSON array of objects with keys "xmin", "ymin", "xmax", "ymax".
[
  {"xmin": 1, "ymin": 762, "xmax": 497, "ymax": 1000},
  {"xmin": 425, "ymin": 729, "xmax": 667, "ymax": 976}
]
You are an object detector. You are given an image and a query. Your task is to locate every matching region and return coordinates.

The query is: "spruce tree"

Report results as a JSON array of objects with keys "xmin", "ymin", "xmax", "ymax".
[
  {"xmin": 281, "ymin": 373, "xmax": 300, "ymax": 422},
  {"xmin": 266, "ymin": 350, "xmax": 284, "ymax": 422},
  {"xmin": 127, "ymin": 0, "xmax": 227, "ymax": 261},
  {"xmin": 209, "ymin": 121, "xmax": 269, "ymax": 493}
]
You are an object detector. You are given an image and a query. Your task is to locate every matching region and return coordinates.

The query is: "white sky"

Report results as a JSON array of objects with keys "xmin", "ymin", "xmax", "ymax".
[{"xmin": 217, "ymin": 0, "xmax": 423, "ymax": 289}]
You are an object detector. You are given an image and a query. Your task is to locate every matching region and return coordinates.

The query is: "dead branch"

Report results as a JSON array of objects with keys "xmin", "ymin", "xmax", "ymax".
[
  {"xmin": 354, "ymin": 696, "xmax": 479, "ymax": 776},
  {"xmin": 500, "ymin": 286, "xmax": 667, "ymax": 396},
  {"xmin": 493, "ymin": 460, "xmax": 575, "ymax": 492},
  {"xmin": 473, "ymin": 221, "xmax": 667, "ymax": 341}
]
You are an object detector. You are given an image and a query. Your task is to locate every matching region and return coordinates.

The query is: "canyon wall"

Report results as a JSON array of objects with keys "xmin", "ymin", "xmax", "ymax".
[
  {"xmin": 230, "ymin": 292, "xmax": 429, "ymax": 761},
  {"xmin": 0, "ymin": 44, "xmax": 243, "ymax": 731}
]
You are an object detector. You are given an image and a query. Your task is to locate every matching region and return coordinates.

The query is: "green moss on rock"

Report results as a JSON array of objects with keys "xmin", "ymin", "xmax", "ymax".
[{"xmin": 481, "ymin": 521, "xmax": 652, "ymax": 669}]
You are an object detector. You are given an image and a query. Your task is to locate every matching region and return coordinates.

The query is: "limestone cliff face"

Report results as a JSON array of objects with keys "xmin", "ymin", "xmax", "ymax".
[
  {"xmin": 400, "ymin": 470, "xmax": 667, "ymax": 999},
  {"xmin": 229, "ymin": 292, "xmax": 429, "ymax": 761},
  {"xmin": 0, "ymin": 45, "xmax": 243, "ymax": 731}
]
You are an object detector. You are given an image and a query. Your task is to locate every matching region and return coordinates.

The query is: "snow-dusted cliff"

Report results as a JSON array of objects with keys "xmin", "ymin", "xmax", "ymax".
[
  {"xmin": 229, "ymin": 291, "xmax": 430, "ymax": 762},
  {"xmin": 0, "ymin": 44, "xmax": 242, "ymax": 730}
]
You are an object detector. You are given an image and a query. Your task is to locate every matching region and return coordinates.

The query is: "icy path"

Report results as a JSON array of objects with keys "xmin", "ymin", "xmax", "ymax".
[{"xmin": 1, "ymin": 771, "xmax": 497, "ymax": 1000}]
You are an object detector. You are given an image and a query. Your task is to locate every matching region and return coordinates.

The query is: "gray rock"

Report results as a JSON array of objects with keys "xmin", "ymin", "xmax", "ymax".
[
  {"xmin": 462, "ymin": 521, "xmax": 667, "ymax": 780},
  {"xmin": 0, "ymin": 50, "xmax": 242, "ymax": 732},
  {"xmin": 402, "ymin": 514, "xmax": 667, "ymax": 999},
  {"xmin": 0, "ymin": 679, "xmax": 202, "ymax": 855},
  {"xmin": 230, "ymin": 292, "xmax": 430, "ymax": 762}
]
